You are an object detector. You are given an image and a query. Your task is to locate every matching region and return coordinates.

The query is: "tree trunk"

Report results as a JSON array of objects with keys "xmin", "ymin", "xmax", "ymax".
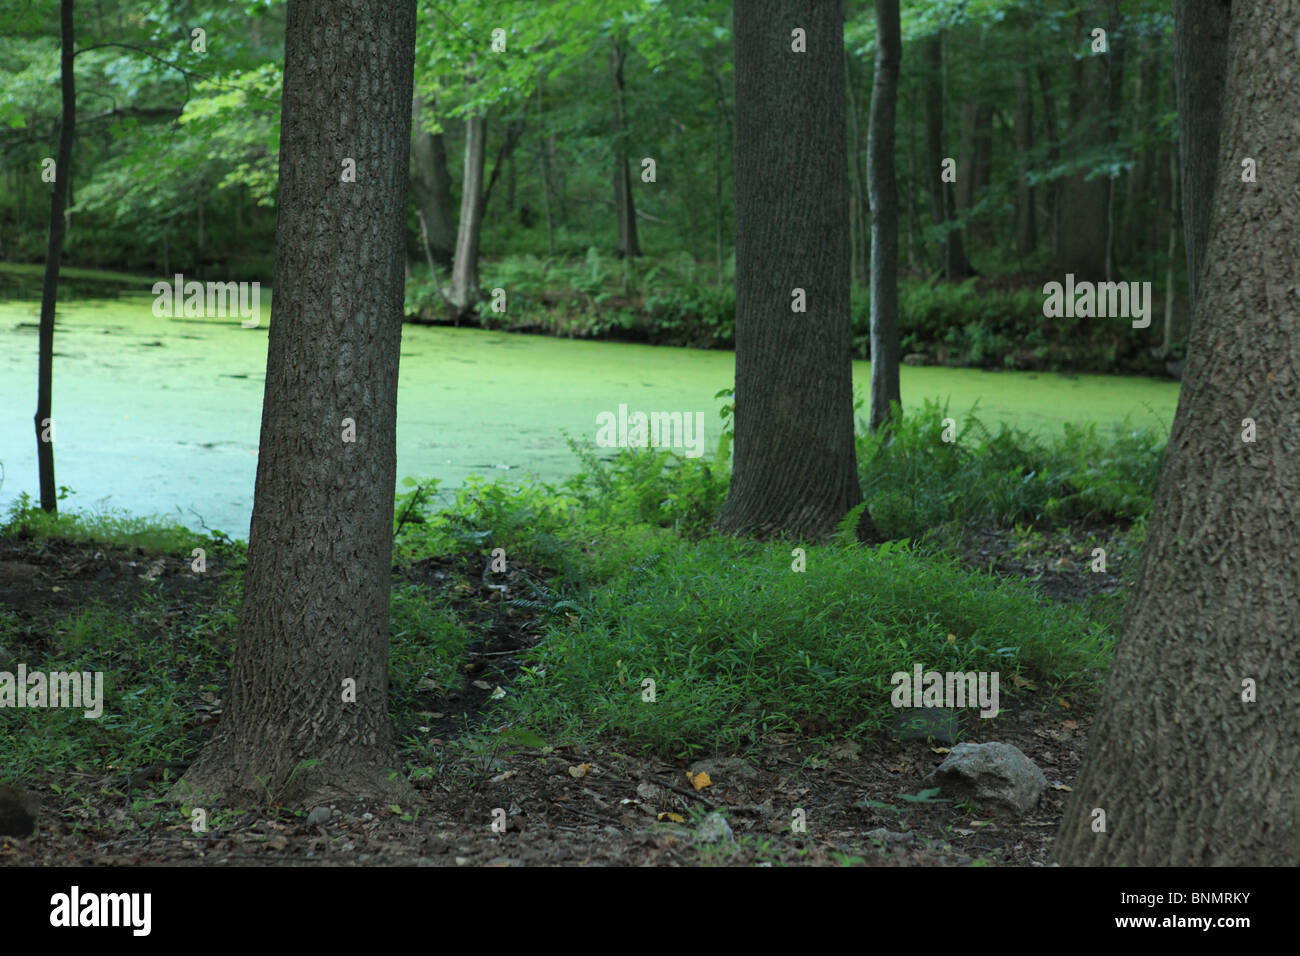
[
  {"xmin": 449, "ymin": 108, "xmax": 487, "ymax": 318},
  {"xmin": 174, "ymin": 0, "xmax": 417, "ymax": 808},
  {"xmin": 410, "ymin": 92, "xmax": 457, "ymax": 268},
  {"xmin": 845, "ymin": 48, "xmax": 868, "ymax": 288},
  {"xmin": 1173, "ymin": 0, "xmax": 1231, "ymax": 315},
  {"xmin": 1014, "ymin": 70, "xmax": 1036, "ymax": 258},
  {"xmin": 955, "ymin": 101, "xmax": 993, "ymax": 246},
  {"xmin": 1057, "ymin": 0, "xmax": 1300, "ymax": 866},
  {"xmin": 716, "ymin": 0, "xmax": 879, "ymax": 543},
  {"xmin": 536, "ymin": 76, "xmax": 555, "ymax": 256},
  {"xmin": 920, "ymin": 33, "xmax": 971, "ymax": 280},
  {"xmin": 1037, "ymin": 64, "xmax": 1064, "ymax": 265},
  {"xmin": 610, "ymin": 37, "xmax": 641, "ymax": 259},
  {"xmin": 35, "ymin": 0, "xmax": 75, "ymax": 514},
  {"xmin": 867, "ymin": 0, "xmax": 901, "ymax": 434}
]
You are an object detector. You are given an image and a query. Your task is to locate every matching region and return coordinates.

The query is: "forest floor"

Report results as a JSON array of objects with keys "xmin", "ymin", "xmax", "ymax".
[{"xmin": 0, "ymin": 525, "xmax": 1126, "ymax": 867}]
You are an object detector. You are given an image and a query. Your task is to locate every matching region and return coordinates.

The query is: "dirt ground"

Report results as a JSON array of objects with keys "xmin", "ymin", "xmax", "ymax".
[{"xmin": 0, "ymin": 525, "xmax": 1127, "ymax": 867}]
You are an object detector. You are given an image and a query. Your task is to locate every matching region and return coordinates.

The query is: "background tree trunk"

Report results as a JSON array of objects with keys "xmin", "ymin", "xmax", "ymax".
[
  {"xmin": 34, "ymin": 0, "xmax": 75, "ymax": 514},
  {"xmin": 449, "ymin": 109, "xmax": 487, "ymax": 317},
  {"xmin": 410, "ymin": 92, "xmax": 457, "ymax": 269},
  {"xmin": 867, "ymin": 0, "xmax": 901, "ymax": 433},
  {"xmin": 1057, "ymin": 0, "xmax": 1300, "ymax": 866},
  {"xmin": 920, "ymin": 32, "xmax": 971, "ymax": 280},
  {"xmin": 1173, "ymin": 0, "xmax": 1231, "ymax": 315},
  {"xmin": 1014, "ymin": 70, "xmax": 1036, "ymax": 258},
  {"xmin": 610, "ymin": 36, "xmax": 641, "ymax": 259},
  {"xmin": 716, "ymin": 0, "xmax": 878, "ymax": 543},
  {"xmin": 175, "ymin": 0, "xmax": 417, "ymax": 808}
]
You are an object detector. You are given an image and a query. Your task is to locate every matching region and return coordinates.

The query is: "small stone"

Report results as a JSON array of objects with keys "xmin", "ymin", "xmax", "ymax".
[
  {"xmin": 0, "ymin": 785, "xmax": 38, "ymax": 837},
  {"xmin": 695, "ymin": 811, "xmax": 735, "ymax": 844},
  {"xmin": 306, "ymin": 806, "xmax": 331, "ymax": 825}
]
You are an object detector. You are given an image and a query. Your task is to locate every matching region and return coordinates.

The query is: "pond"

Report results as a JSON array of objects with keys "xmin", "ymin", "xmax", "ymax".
[{"xmin": 0, "ymin": 293, "xmax": 1180, "ymax": 539}]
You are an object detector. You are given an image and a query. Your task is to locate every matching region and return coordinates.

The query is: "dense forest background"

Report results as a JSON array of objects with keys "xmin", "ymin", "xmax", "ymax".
[{"xmin": 0, "ymin": 0, "xmax": 1186, "ymax": 374}]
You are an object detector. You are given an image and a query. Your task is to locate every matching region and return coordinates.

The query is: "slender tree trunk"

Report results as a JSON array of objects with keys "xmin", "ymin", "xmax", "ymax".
[
  {"xmin": 175, "ymin": 0, "xmax": 417, "ymax": 808},
  {"xmin": 845, "ymin": 48, "xmax": 868, "ymax": 288},
  {"xmin": 1057, "ymin": 0, "xmax": 1300, "ymax": 866},
  {"xmin": 449, "ymin": 108, "xmax": 487, "ymax": 318},
  {"xmin": 717, "ymin": 0, "xmax": 879, "ymax": 543},
  {"xmin": 1014, "ymin": 70, "xmax": 1037, "ymax": 258},
  {"xmin": 867, "ymin": 0, "xmax": 901, "ymax": 434},
  {"xmin": 536, "ymin": 76, "xmax": 555, "ymax": 256},
  {"xmin": 410, "ymin": 92, "xmax": 457, "ymax": 268},
  {"xmin": 1037, "ymin": 65, "xmax": 1064, "ymax": 265},
  {"xmin": 610, "ymin": 36, "xmax": 641, "ymax": 259},
  {"xmin": 1173, "ymin": 0, "xmax": 1231, "ymax": 315},
  {"xmin": 35, "ymin": 0, "xmax": 75, "ymax": 514},
  {"xmin": 920, "ymin": 32, "xmax": 971, "ymax": 280}
]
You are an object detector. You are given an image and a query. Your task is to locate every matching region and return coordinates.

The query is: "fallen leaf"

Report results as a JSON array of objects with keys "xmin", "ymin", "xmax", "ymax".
[
  {"xmin": 657, "ymin": 812, "xmax": 685, "ymax": 823},
  {"xmin": 489, "ymin": 686, "xmax": 506, "ymax": 699},
  {"xmin": 1057, "ymin": 697, "xmax": 1070, "ymax": 709},
  {"xmin": 1062, "ymin": 719, "xmax": 1079, "ymax": 731},
  {"xmin": 1013, "ymin": 674, "xmax": 1038, "ymax": 690},
  {"xmin": 568, "ymin": 763, "xmax": 590, "ymax": 778},
  {"xmin": 489, "ymin": 771, "xmax": 517, "ymax": 784},
  {"xmin": 930, "ymin": 746, "xmax": 951, "ymax": 755},
  {"xmin": 472, "ymin": 680, "xmax": 492, "ymax": 691},
  {"xmin": 1051, "ymin": 783, "xmax": 1073, "ymax": 792},
  {"xmin": 946, "ymin": 633, "xmax": 958, "ymax": 645},
  {"xmin": 688, "ymin": 771, "xmax": 712, "ymax": 791}
]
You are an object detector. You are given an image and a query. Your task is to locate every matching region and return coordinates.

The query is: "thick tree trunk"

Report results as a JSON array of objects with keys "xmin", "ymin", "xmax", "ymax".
[
  {"xmin": 174, "ymin": 0, "xmax": 417, "ymax": 808},
  {"xmin": 1057, "ymin": 0, "xmax": 1300, "ymax": 866},
  {"xmin": 716, "ymin": 0, "xmax": 878, "ymax": 543},
  {"xmin": 449, "ymin": 109, "xmax": 487, "ymax": 317},
  {"xmin": 920, "ymin": 33, "xmax": 971, "ymax": 280},
  {"xmin": 611, "ymin": 37, "xmax": 641, "ymax": 259},
  {"xmin": 410, "ymin": 93, "xmax": 457, "ymax": 268},
  {"xmin": 1014, "ymin": 70, "xmax": 1036, "ymax": 258},
  {"xmin": 35, "ymin": 0, "xmax": 75, "ymax": 514},
  {"xmin": 845, "ymin": 48, "xmax": 868, "ymax": 288},
  {"xmin": 867, "ymin": 0, "xmax": 901, "ymax": 434},
  {"xmin": 1173, "ymin": 0, "xmax": 1231, "ymax": 315}
]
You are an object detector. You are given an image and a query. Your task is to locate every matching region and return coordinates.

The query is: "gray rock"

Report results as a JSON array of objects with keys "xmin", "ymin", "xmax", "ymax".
[
  {"xmin": 892, "ymin": 707, "xmax": 958, "ymax": 744},
  {"xmin": 924, "ymin": 742, "xmax": 1047, "ymax": 813},
  {"xmin": 695, "ymin": 811, "xmax": 735, "ymax": 844},
  {"xmin": 865, "ymin": 827, "xmax": 915, "ymax": 846},
  {"xmin": 688, "ymin": 756, "xmax": 760, "ymax": 783},
  {"xmin": 0, "ymin": 785, "xmax": 39, "ymax": 836},
  {"xmin": 306, "ymin": 806, "xmax": 332, "ymax": 825}
]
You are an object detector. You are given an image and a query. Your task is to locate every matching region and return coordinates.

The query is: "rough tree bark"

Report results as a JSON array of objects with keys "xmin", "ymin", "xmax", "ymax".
[
  {"xmin": 34, "ymin": 0, "xmax": 75, "ymax": 514},
  {"xmin": 174, "ymin": 0, "xmax": 417, "ymax": 808},
  {"xmin": 1014, "ymin": 70, "xmax": 1036, "ymax": 257},
  {"xmin": 1057, "ymin": 0, "xmax": 1299, "ymax": 866},
  {"xmin": 716, "ymin": 0, "xmax": 879, "ymax": 543},
  {"xmin": 867, "ymin": 0, "xmax": 901, "ymax": 434},
  {"xmin": 1173, "ymin": 0, "xmax": 1231, "ymax": 315}
]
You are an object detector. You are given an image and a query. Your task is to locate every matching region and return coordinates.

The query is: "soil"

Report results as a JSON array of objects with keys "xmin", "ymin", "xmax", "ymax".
[{"xmin": 0, "ymin": 525, "xmax": 1131, "ymax": 867}]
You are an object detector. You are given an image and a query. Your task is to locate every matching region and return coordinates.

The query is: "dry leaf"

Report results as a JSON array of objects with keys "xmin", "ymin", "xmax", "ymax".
[
  {"xmin": 1058, "ymin": 697, "xmax": 1071, "ymax": 709},
  {"xmin": 1012, "ymin": 674, "xmax": 1038, "ymax": 690},
  {"xmin": 930, "ymin": 746, "xmax": 951, "ymax": 754},
  {"xmin": 946, "ymin": 633, "xmax": 958, "ymax": 644},
  {"xmin": 1062, "ymin": 719, "xmax": 1079, "ymax": 731},
  {"xmin": 489, "ymin": 686, "xmax": 506, "ymax": 699},
  {"xmin": 472, "ymin": 680, "xmax": 493, "ymax": 691},
  {"xmin": 567, "ymin": 763, "xmax": 590, "ymax": 778},
  {"xmin": 688, "ymin": 771, "xmax": 712, "ymax": 791},
  {"xmin": 1051, "ymin": 783, "xmax": 1073, "ymax": 792},
  {"xmin": 885, "ymin": 763, "xmax": 908, "ymax": 774},
  {"xmin": 657, "ymin": 812, "xmax": 685, "ymax": 823}
]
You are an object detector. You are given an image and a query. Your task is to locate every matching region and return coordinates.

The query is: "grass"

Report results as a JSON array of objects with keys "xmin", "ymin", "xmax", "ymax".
[{"xmin": 0, "ymin": 399, "xmax": 1162, "ymax": 787}]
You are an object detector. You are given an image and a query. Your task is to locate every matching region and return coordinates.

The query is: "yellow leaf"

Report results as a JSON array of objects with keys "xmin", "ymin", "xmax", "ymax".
[
  {"xmin": 946, "ymin": 633, "xmax": 957, "ymax": 644},
  {"xmin": 1012, "ymin": 674, "xmax": 1037, "ymax": 690},
  {"xmin": 1051, "ymin": 783, "xmax": 1073, "ymax": 792},
  {"xmin": 657, "ymin": 812, "xmax": 685, "ymax": 823},
  {"xmin": 1058, "ymin": 697, "xmax": 1070, "ymax": 710},
  {"xmin": 688, "ymin": 771, "xmax": 712, "ymax": 791},
  {"xmin": 930, "ymin": 746, "xmax": 950, "ymax": 755},
  {"xmin": 567, "ymin": 763, "xmax": 590, "ymax": 778}
]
